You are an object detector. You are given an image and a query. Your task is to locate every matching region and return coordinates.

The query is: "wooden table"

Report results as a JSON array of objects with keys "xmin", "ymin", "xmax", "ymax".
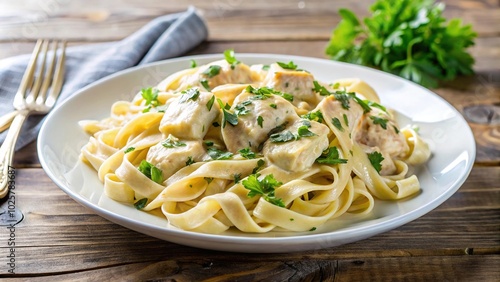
[{"xmin": 1, "ymin": 0, "xmax": 499, "ymax": 280}]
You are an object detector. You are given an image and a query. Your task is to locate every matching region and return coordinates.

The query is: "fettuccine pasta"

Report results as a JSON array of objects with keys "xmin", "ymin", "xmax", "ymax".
[{"xmin": 80, "ymin": 52, "xmax": 430, "ymax": 234}]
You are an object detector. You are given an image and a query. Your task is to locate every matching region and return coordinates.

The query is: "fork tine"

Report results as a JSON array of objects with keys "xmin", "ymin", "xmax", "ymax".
[
  {"xmin": 36, "ymin": 40, "xmax": 59, "ymax": 105},
  {"xmin": 25, "ymin": 39, "xmax": 50, "ymax": 105},
  {"xmin": 13, "ymin": 39, "xmax": 44, "ymax": 106},
  {"xmin": 45, "ymin": 41, "xmax": 66, "ymax": 108}
]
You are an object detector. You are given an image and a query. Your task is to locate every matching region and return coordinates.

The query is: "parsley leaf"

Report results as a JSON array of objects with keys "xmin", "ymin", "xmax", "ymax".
[
  {"xmin": 316, "ymin": 147, "xmax": 348, "ymax": 165},
  {"xmin": 277, "ymin": 61, "xmax": 298, "ymax": 70},
  {"xmin": 246, "ymin": 85, "xmax": 293, "ymax": 102},
  {"xmin": 138, "ymin": 160, "xmax": 163, "ymax": 184},
  {"xmin": 203, "ymin": 65, "xmax": 221, "ymax": 78},
  {"xmin": 325, "ymin": 0, "xmax": 477, "ymax": 88},
  {"xmin": 216, "ymin": 98, "xmax": 238, "ymax": 128},
  {"xmin": 302, "ymin": 110, "xmax": 324, "ymax": 123},
  {"xmin": 224, "ymin": 49, "xmax": 240, "ymax": 69},
  {"xmin": 257, "ymin": 116, "xmax": 264, "ymax": 128},
  {"xmin": 238, "ymin": 147, "xmax": 257, "ymax": 159},
  {"xmin": 179, "ymin": 88, "xmax": 200, "ymax": 103},
  {"xmin": 190, "ymin": 59, "xmax": 197, "ymax": 68},
  {"xmin": 200, "ymin": 79, "xmax": 210, "ymax": 91},
  {"xmin": 367, "ymin": 151, "xmax": 384, "ymax": 174},
  {"xmin": 252, "ymin": 159, "xmax": 265, "ymax": 174},
  {"xmin": 370, "ymin": 116, "xmax": 389, "ymax": 129},
  {"xmin": 161, "ymin": 136, "xmax": 187, "ymax": 148},
  {"xmin": 242, "ymin": 174, "xmax": 285, "ymax": 207},
  {"xmin": 185, "ymin": 156, "xmax": 195, "ymax": 166},
  {"xmin": 269, "ymin": 130, "xmax": 296, "ymax": 143},
  {"xmin": 331, "ymin": 117, "xmax": 344, "ymax": 131},
  {"xmin": 141, "ymin": 87, "xmax": 159, "ymax": 106},
  {"xmin": 206, "ymin": 95, "xmax": 215, "ymax": 111},
  {"xmin": 207, "ymin": 147, "xmax": 233, "ymax": 160},
  {"xmin": 312, "ymin": 81, "xmax": 331, "ymax": 96},
  {"xmin": 134, "ymin": 198, "xmax": 148, "ymax": 210},
  {"xmin": 124, "ymin": 147, "xmax": 135, "ymax": 154}
]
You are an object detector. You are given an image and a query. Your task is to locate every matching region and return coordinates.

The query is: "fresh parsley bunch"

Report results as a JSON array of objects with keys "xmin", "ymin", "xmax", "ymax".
[{"xmin": 325, "ymin": 0, "xmax": 477, "ymax": 88}]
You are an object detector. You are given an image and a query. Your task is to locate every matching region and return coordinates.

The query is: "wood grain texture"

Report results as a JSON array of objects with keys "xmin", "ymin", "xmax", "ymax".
[
  {"xmin": 0, "ymin": 0, "xmax": 498, "ymax": 42},
  {"xmin": 0, "ymin": 167, "xmax": 497, "ymax": 277}
]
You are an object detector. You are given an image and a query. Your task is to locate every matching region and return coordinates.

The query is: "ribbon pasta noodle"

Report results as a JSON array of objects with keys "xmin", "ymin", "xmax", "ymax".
[{"xmin": 80, "ymin": 53, "xmax": 430, "ymax": 234}]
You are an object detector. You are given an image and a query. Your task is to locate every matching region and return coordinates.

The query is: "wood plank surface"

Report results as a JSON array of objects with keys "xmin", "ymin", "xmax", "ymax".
[{"xmin": 0, "ymin": 167, "xmax": 497, "ymax": 278}]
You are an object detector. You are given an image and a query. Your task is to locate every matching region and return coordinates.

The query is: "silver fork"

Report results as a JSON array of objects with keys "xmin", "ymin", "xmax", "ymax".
[{"xmin": 0, "ymin": 39, "xmax": 66, "ymax": 198}]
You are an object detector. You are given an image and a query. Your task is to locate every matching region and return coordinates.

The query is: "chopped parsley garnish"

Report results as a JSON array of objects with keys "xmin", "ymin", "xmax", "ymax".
[
  {"xmin": 277, "ymin": 61, "xmax": 298, "ymax": 70},
  {"xmin": 393, "ymin": 125, "xmax": 400, "ymax": 134},
  {"xmin": 141, "ymin": 87, "xmax": 160, "ymax": 112},
  {"xmin": 207, "ymin": 147, "xmax": 233, "ymax": 160},
  {"xmin": 179, "ymin": 88, "xmax": 200, "ymax": 103},
  {"xmin": 252, "ymin": 159, "xmax": 266, "ymax": 174},
  {"xmin": 366, "ymin": 100, "xmax": 387, "ymax": 112},
  {"xmin": 352, "ymin": 95, "xmax": 371, "ymax": 113},
  {"xmin": 316, "ymin": 147, "xmax": 348, "ymax": 165},
  {"xmin": 309, "ymin": 227, "xmax": 317, "ymax": 231},
  {"xmin": 234, "ymin": 102, "xmax": 251, "ymax": 116},
  {"xmin": 269, "ymin": 103, "xmax": 277, "ymax": 109},
  {"xmin": 242, "ymin": 174, "xmax": 285, "ymax": 207},
  {"xmin": 185, "ymin": 156, "xmax": 195, "ymax": 166},
  {"xmin": 124, "ymin": 147, "xmax": 135, "ymax": 154},
  {"xmin": 257, "ymin": 116, "xmax": 264, "ymax": 128},
  {"xmin": 203, "ymin": 65, "xmax": 221, "ymax": 78},
  {"xmin": 138, "ymin": 160, "xmax": 163, "ymax": 184},
  {"xmin": 302, "ymin": 110, "xmax": 324, "ymax": 123},
  {"xmin": 331, "ymin": 117, "xmax": 344, "ymax": 131},
  {"xmin": 238, "ymin": 147, "xmax": 257, "ymax": 159},
  {"xmin": 200, "ymin": 79, "xmax": 210, "ymax": 91},
  {"xmin": 343, "ymin": 113, "xmax": 349, "ymax": 127},
  {"xmin": 312, "ymin": 81, "xmax": 331, "ymax": 96},
  {"xmin": 204, "ymin": 140, "xmax": 214, "ymax": 147},
  {"xmin": 134, "ymin": 198, "xmax": 148, "ymax": 210},
  {"xmin": 269, "ymin": 130, "xmax": 296, "ymax": 143},
  {"xmin": 262, "ymin": 65, "xmax": 270, "ymax": 71},
  {"xmin": 216, "ymin": 98, "xmax": 238, "ymax": 128},
  {"xmin": 267, "ymin": 122, "xmax": 289, "ymax": 137},
  {"xmin": 161, "ymin": 136, "xmax": 187, "ymax": 148},
  {"xmin": 297, "ymin": 121, "xmax": 316, "ymax": 137},
  {"xmin": 367, "ymin": 151, "xmax": 384, "ymax": 174},
  {"xmin": 204, "ymin": 177, "xmax": 213, "ymax": 184},
  {"xmin": 246, "ymin": 85, "xmax": 293, "ymax": 102},
  {"xmin": 333, "ymin": 89, "xmax": 353, "ymax": 110},
  {"xmin": 233, "ymin": 173, "xmax": 242, "ymax": 183},
  {"xmin": 370, "ymin": 116, "xmax": 389, "ymax": 129},
  {"xmin": 331, "ymin": 82, "xmax": 340, "ymax": 89},
  {"xmin": 224, "ymin": 49, "xmax": 240, "ymax": 69},
  {"xmin": 206, "ymin": 95, "xmax": 215, "ymax": 111},
  {"xmin": 190, "ymin": 59, "xmax": 197, "ymax": 68}
]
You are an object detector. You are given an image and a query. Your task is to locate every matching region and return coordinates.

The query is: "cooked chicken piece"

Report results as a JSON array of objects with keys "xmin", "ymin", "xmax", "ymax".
[
  {"xmin": 261, "ymin": 63, "xmax": 319, "ymax": 110},
  {"xmin": 355, "ymin": 108, "xmax": 409, "ymax": 159},
  {"xmin": 222, "ymin": 91, "xmax": 298, "ymax": 153},
  {"xmin": 147, "ymin": 138, "xmax": 206, "ymax": 180},
  {"xmin": 263, "ymin": 119, "xmax": 329, "ymax": 172},
  {"xmin": 158, "ymin": 60, "xmax": 257, "ymax": 92},
  {"xmin": 316, "ymin": 95, "xmax": 364, "ymax": 134},
  {"xmin": 159, "ymin": 90, "xmax": 219, "ymax": 140}
]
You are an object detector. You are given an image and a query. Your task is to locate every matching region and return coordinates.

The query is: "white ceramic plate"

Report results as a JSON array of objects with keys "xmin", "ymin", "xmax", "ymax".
[{"xmin": 38, "ymin": 54, "xmax": 475, "ymax": 253}]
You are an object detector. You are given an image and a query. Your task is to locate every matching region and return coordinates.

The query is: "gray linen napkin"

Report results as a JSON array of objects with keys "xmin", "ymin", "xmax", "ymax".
[{"xmin": 0, "ymin": 6, "xmax": 208, "ymax": 150}]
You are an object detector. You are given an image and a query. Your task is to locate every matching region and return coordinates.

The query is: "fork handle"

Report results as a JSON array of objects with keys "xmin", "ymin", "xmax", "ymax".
[
  {"xmin": 0, "ymin": 110, "xmax": 17, "ymax": 133},
  {"xmin": 0, "ymin": 110, "xmax": 28, "ymax": 198}
]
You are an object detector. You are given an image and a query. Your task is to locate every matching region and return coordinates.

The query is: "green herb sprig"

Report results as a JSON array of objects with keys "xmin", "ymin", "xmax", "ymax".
[{"xmin": 325, "ymin": 0, "xmax": 477, "ymax": 88}]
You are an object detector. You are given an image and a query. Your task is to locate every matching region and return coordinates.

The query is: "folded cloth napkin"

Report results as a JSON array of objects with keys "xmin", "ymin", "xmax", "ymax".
[{"xmin": 0, "ymin": 6, "xmax": 208, "ymax": 150}]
